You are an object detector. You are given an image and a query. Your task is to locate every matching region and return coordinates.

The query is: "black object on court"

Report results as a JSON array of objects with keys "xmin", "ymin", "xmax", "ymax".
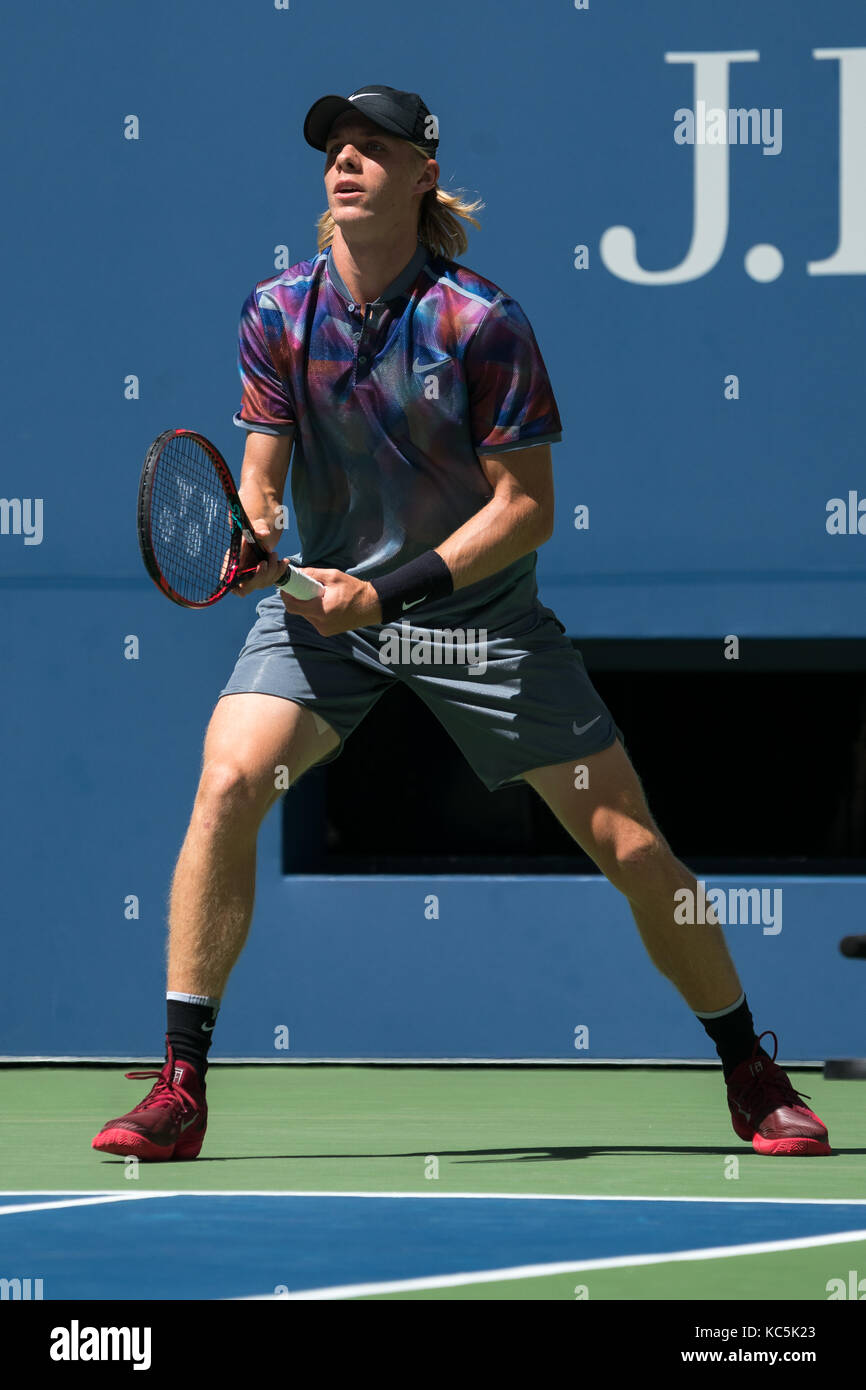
[{"xmin": 823, "ymin": 934, "xmax": 866, "ymax": 1079}]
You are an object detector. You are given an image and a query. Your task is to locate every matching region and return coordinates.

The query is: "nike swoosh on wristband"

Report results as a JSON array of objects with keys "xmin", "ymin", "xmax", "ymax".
[
  {"xmin": 573, "ymin": 716, "xmax": 601, "ymax": 736},
  {"xmin": 201, "ymin": 1022, "xmax": 215, "ymax": 1032},
  {"xmin": 413, "ymin": 356, "xmax": 452, "ymax": 373},
  {"xmin": 402, "ymin": 595, "xmax": 428, "ymax": 611}
]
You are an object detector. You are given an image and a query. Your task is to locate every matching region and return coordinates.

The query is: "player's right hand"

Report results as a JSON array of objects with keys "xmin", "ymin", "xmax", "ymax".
[{"xmin": 233, "ymin": 524, "xmax": 286, "ymax": 596}]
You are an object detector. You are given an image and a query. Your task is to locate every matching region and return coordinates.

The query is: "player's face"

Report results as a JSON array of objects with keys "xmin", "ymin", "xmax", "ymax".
[{"xmin": 324, "ymin": 117, "xmax": 435, "ymax": 235}]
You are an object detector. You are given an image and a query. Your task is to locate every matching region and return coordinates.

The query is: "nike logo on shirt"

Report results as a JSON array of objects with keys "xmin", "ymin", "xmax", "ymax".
[{"xmin": 413, "ymin": 356, "xmax": 452, "ymax": 373}]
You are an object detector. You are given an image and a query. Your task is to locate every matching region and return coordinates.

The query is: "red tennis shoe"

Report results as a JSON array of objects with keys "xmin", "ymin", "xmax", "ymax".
[
  {"xmin": 91, "ymin": 1042, "xmax": 207, "ymax": 1161},
  {"xmin": 726, "ymin": 1031, "xmax": 831, "ymax": 1156}
]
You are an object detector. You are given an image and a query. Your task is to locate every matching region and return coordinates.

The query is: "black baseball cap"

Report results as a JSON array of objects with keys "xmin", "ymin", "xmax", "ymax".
[{"xmin": 304, "ymin": 84, "xmax": 439, "ymax": 154}]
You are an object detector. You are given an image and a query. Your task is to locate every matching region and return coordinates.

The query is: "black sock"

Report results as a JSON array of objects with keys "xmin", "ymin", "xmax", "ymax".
[
  {"xmin": 166, "ymin": 995, "xmax": 219, "ymax": 1081},
  {"xmin": 696, "ymin": 993, "xmax": 768, "ymax": 1080}
]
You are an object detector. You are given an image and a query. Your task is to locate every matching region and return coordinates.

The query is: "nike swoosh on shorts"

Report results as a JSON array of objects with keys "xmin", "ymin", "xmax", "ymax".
[{"xmin": 573, "ymin": 716, "xmax": 601, "ymax": 736}]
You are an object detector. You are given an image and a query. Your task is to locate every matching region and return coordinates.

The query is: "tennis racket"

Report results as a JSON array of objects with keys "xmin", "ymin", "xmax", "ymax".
[{"xmin": 137, "ymin": 428, "xmax": 323, "ymax": 608}]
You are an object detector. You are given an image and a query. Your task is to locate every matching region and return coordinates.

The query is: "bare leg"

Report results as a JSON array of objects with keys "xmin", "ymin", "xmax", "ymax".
[
  {"xmin": 523, "ymin": 740, "xmax": 742, "ymax": 1013},
  {"xmin": 167, "ymin": 694, "xmax": 339, "ymax": 998}
]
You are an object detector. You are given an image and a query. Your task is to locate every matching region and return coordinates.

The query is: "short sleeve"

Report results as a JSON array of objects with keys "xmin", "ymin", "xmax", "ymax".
[
  {"xmin": 232, "ymin": 288, "xmax": 296, "ymax": 436},
  {"xmin": 465, "ymin": 295, "xmax": 562, "ymax": 454}
]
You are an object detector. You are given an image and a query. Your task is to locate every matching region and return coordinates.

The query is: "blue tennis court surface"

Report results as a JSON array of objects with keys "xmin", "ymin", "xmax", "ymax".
[{"xmin": 3, "ymin": 1194, "xmax": 866, "ymax": 1299}]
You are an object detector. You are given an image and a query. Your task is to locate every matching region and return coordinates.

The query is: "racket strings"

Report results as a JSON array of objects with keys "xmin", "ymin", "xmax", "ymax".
[{"xmin": 148, "ymin": 434, "xmax": 235, "ymax": 603}]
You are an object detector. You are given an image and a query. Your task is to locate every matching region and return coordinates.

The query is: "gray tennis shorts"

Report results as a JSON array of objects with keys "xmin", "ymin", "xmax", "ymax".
[{"xmin": 220, "ymin": 591, "xmax": 625, "ymax": 792}]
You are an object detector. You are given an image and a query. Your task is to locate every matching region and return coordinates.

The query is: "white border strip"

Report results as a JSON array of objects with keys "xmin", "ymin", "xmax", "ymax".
[
  {"xmin": 3, "ymin": 1190, "xmax": 866, "ymax": 1206},
  {"xmin": 0, "ymin": 1056, "xmax": 826, "ymax": 1067},
  {"xmin": 242, "ymin": 1229, "xmax": 866, "ymax": 1300}
]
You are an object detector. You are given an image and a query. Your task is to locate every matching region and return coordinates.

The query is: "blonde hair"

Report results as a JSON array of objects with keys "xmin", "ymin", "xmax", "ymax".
[{"xmin": 316, "ymin": 140, "xmax": 484, "ymax": 261}]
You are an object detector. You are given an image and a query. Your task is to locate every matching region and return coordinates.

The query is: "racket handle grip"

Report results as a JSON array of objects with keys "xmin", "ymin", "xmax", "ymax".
[{"xmin": 275, "ymin": 564, "xmax": 324, "ymax": 600}]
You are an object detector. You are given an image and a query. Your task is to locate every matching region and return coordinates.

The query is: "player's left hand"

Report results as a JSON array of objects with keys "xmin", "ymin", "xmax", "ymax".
[{"xmin": 278, "ymin": 566, "xmax": 382, "ymax": 636}]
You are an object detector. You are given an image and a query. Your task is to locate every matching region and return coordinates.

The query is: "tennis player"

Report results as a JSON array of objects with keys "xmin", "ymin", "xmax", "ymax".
[{"xmin": 93, "ymin": 85, "xmax": 830, "ymax": 1160}]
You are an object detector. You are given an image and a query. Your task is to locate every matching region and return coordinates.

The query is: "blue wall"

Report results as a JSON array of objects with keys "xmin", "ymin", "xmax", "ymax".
[{"xmin": 1, "ymin": 1, "xmax": 864, "ymax": 1059}]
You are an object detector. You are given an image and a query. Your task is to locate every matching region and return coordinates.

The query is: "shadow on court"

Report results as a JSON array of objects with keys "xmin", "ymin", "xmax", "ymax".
[{"xmin": 94, "ymin": 1143, "xmax": 864, "ymax": 1164}]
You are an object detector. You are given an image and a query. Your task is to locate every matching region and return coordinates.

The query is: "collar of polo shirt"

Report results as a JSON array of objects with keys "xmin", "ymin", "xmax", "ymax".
[{"xmin": 325, "ymin": 241, "xmax": 430, "ymax": 308}]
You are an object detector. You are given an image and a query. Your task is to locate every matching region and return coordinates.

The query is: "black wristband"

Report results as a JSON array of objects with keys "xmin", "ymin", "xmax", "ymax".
[{"xmin": 370, "ymin": 550, "xmax": 454, "ymax": 624}]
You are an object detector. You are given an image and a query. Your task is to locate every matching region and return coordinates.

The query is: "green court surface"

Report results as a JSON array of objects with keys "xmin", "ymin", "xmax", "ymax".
[{"xmin": 2, "ymin": 1065, "xmax": 864, "ymax": 1300}]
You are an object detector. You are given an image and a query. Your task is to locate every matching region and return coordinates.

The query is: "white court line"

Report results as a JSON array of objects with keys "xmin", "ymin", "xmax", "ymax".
[
  {"xmin": 0, "ymin": 1194, "xmax": 177, "ymax": 1217},
  {"xmin": 5, "ymin": 1192, "xmax": 864, "ymax": 1299},
  {"xmin": 2, "ymin": 1190, "xmax": 866, "ymax": 1205},
  {"xmin": 242, "ymin": 1228, "xmax": 866, "ymax": 1300}
]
